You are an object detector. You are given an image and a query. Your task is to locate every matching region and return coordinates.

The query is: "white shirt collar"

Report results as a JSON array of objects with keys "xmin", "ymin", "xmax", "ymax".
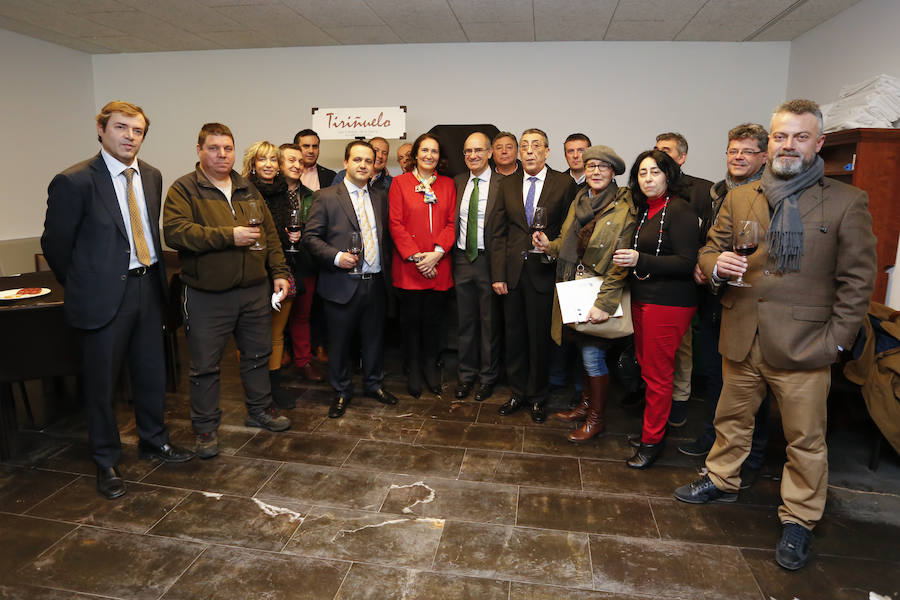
[
  {"xmin": 100, "ymin": 147, "xmax": 139, "ymax": 178},
  {"xmin": 343, "ymin": 177, "xmax": 368, "ymax": 197},
  {"xmin": 524, "ymin": 165, "xmax": 547, "ymax": 182},
  {"xmin": 469, "ymin": 167, "xmax": 491, "ymax": 185}
]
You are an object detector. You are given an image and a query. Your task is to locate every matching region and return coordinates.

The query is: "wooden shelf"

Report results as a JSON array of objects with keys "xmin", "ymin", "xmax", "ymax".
[{"xmin": 821, "ymin": 128, "xmax": 900, "ymax": 303}]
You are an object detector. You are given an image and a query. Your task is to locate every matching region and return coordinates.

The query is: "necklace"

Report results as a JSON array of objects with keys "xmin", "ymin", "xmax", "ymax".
[{"xmin": 632, "ymin": 195, "xmax": 669, "ymax": 281}]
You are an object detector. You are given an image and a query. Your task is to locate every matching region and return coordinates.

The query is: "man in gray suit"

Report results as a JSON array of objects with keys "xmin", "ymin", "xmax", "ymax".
[
  {"xmin": 453, "ymin": 132, "xmax": 503, "ymax": 402},
  {"xmin": 303, "ymin": 140, "xmax": 398, "ymax": 419}
]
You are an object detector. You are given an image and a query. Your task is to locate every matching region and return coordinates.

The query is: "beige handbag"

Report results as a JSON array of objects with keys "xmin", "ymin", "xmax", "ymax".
[{"xmin": 566, "ymin": 265, "xmax": 633, "ymax": 339}]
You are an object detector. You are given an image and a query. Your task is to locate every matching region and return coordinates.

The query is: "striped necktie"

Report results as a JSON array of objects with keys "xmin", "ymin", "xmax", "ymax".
[
  {"xmin": 355, "ymin": 189, "xmax": 377, "ymax": 266},
  {"xmin": 123, "ymin": 168, "xmax": 151, "ymax": 266}
]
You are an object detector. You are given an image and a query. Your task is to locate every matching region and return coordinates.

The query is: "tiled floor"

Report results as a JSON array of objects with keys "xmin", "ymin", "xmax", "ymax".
[{"xmin": 2, "ymin": 336, "xmax": 899, "ymax": 599}]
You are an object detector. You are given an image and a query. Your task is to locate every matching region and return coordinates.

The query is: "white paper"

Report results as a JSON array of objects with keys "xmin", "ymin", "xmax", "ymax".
[{"xmin": 556, "ymin": 276, "xmax": 623, "ymax": 324}]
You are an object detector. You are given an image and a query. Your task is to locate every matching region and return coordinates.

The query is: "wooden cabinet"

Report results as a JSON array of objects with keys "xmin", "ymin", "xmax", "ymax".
[{"xmin": 820, "ymin": 128, "xmax": 900, "ymax": 303}]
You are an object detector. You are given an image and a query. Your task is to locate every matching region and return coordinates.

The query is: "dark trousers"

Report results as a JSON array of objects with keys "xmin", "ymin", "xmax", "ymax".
[
  {"xmin": 697, "ymin": 291, "xmax": 769, "ymax": 468},
  {"xmin": 184, "ymin": 282, "xmax": 272, "ymax": 434},
  {"xmin": 453, "ymin": 250, "xmax": 501, "ymax": 386},
  {"xmin": 80, "ymin": 272, "xmax": 168, "ymax": 468},
  {"xmin": 322, "ymin": 274, "xmax": 387, "ymax": 396},
  {"xmin": 504, "ymin": 259, "xmax": 554, "ymax": 403},
  {"xmin": 397, "ymin": 288, "xmax": 448, "ymax": 388}
]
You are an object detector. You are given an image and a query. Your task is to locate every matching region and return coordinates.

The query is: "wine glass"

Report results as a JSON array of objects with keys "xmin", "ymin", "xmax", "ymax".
[
  {"xmin": 728, "ymin": 220, "xmax": 758, "ymax": 287},
  {"xmin": 348, "ymin": 231, "xmax": 363, "ymax": 277},
  {"xmin": 247, "ymin": 198, "xmax": 265, "ymax": 251},
  {"xmin": 529, "ymin": 206, "xmax": 547, "ymax": 253},
  {"xmin": 285, "ymin": 209, "xmax": 301, "ymax": 254}
]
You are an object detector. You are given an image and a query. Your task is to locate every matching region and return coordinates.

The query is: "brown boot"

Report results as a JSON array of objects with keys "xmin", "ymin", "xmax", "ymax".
[
  {"xmin": 555, "ymin": 372, "xmax": 591, "ymax": 421},
  {"xmin": 568, "ymin": 374, "xmax": 608, "ymax": 442}
]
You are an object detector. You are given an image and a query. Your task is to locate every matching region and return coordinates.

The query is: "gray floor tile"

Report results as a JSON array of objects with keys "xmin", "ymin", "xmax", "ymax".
[
  {"xmin": 336, "ymin": 563, "xmax": 510, "ymax": 599},
  {"xmin": 381, "ymin": 476, "xmax": 518, "ymax": 524},
  {"xmin": 0, "ymin": 465, "xmax": 77, "ymax": 514},
  {"xmin": 580, "ymin": 458, "xmax": 699, "ymax": 496},
  {"xmin": 313, "ymin": 411, "xmax": 424, "ymax": 443},
  {"xmin": 517, "ymin": 487, "xmax": 658, "ymax": 537},
  {"xmin": 416, "ymin": 419, "xmax": 524, "ymax": 451},
  {"xmin": 343, "ymin": 440, "xmax": 465, "ymax": 478},
  {"xmin": 140, "ymin": 453, "xmax": 280, "ymax": 496},
  {"xmin": 256, "ymin": 463, "xmax": 394, "ymax": 511},
  {"xmin": 0, "ymin": 514, "xmax": 75, "ymax": 585},
  {"xmin": 433, "ymin": 520, "xmax": 593, "ymax": 588},
  {"xmin": 235, "ymin": 430, "xmax": 359, "ymax": 466}
]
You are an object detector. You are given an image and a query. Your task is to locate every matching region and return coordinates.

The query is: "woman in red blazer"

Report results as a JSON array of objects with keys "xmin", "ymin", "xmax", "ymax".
[{"xmin": 389, "ymin": 133, "xmax": 457, "ymax": 398}]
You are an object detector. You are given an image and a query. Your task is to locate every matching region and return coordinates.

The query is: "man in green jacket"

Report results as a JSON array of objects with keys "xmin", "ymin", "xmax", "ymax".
[{"xmin": 164, "ymin": 122, "xmax": 292, "ymax": 459}]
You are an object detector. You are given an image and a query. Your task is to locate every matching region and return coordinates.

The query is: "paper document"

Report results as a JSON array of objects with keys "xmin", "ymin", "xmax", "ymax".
[{"xmin": 556, "ymin": 277, "xmax": 623, "ymax": 324}]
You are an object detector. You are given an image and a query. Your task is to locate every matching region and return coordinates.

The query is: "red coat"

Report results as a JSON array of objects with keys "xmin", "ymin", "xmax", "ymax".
[{"xmin": 388, "ymin": 172, "xmax": 457, "ymax": 290}]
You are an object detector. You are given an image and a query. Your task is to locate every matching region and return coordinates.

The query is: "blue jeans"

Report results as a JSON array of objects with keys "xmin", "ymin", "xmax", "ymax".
[{"xmin": 581, "ymin": 343, "xmax": 609, "ymax": 377}]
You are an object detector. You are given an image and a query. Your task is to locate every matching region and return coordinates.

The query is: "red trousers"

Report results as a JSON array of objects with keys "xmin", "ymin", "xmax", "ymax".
[
  {"xmin": 631, "ymin": 301, "xmax": 696, "ymax": 444},
  {"xmin": 289, "ymin": 275, "xmax": 317, "ymax": 367}
]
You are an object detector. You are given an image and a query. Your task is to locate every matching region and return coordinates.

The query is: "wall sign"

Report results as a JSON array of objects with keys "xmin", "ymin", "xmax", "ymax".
[{"xmin": 311, "ymin": 106, "xmax": 407, "ymax": 140}]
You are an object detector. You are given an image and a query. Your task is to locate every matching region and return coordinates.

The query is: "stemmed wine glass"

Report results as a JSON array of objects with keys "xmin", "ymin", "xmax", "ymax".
[
  {"xmin": 285, "ymin": 209, "xmax": 301, "ymax": 254},
  {"xmin": 729, "ymin": 220, "xmax": 758, "ymax": 287},
  {"xmin": 529, "ymin": 206, "xmax": 547, "ymax": 253},
  {"xmin": 247, "ymin": 198, "xmax": 265, "ymax": 251},
  {"xmin": 348, "ymin": 231, "xmax": 363, "ymax": 277}
]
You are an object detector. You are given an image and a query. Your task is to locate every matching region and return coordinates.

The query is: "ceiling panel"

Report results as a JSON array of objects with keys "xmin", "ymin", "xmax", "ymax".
[
  {"xmin": 0, "ymin": 0, "xmax": 866, "ymax": 53},
  {"xmin": 461, "ymin": 20, "xmax": 534, "ymax": 42}
]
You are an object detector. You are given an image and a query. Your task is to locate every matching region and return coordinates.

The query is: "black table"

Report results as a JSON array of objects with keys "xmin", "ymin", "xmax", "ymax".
[{"xmin": 0, "ymin": 271, "xmax": 80, "ymax": 459}]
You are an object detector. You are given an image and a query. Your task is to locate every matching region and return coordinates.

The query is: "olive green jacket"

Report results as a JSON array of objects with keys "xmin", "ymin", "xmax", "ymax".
[
  {"xmin": 546, "ymin": 186, "xmax": 637, "ymax": 344},
  {"xmin": 163, "ymin": 164, "xmax": 289, "ymax": 292}
]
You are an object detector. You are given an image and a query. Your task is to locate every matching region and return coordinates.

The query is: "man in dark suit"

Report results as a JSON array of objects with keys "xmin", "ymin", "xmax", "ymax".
[
  {"xmin": 453, "ymin": 132, "xmax": 503, "ymax": 402},
  {"xmin": 654, "ymin": 131, "xmax": 715, "ymax": 427},
  {"xmin": 491, "ymin": 129, "xmax": 577, "ymax": 423},
  {"xmin": 41, "ymin": 101, "xmax": 193, "ymax": 500},
  {"xmin": 303, "ymin": 140, "xmax": 398, "ymax": 419},
  {"xmin": 293, "ymin": 128, "xmax": 337, "ymax": 191},
  {"xmin": 674, "ymin": 100, "xmax": 877, "ymax": 571}
]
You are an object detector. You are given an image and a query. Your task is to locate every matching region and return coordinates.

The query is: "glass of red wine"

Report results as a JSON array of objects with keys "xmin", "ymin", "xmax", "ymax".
[
  {"xmin": 729, "ymin": 220, "xmax": 758, "ymax": 287},
  {"xmin": 528, "ymin": 206, "xmax": 547, "ymax": 253},
  {"xmin": 247, "ymin": 198, "xmax": 265, "ymax": 251},
  {"xmin": 285, "ymin": 209, "xmax": 301, "ymax": 254},
  {"xmin": 348, "ymin": 231, "xmax": 363, "ymax": 277}
]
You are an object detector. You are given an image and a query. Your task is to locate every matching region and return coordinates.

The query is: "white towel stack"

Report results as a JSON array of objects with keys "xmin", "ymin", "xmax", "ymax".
[{"xmin": 821, "ymin": 74, "xmax": 900, "ymax": 132}]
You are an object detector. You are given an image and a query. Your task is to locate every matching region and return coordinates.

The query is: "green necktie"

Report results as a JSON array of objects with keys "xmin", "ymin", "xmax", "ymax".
[{"xmin": 466, "ymin": 177, "xmax": 480, "ymax": 262}]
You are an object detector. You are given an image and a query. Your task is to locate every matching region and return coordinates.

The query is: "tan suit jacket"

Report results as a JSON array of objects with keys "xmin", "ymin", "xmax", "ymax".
[{"xmin": 699, "ymin": 177, "xmax": 876, "ymax": 370}]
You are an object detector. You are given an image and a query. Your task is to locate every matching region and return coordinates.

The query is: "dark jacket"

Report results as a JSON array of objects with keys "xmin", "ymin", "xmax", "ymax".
[
  {"xmin": 252, "ymin": 175, "xmax": 317, "ymax": 279},
  {"xmin": 41, "ymin": 154, "xmax": 168, "ymax": 329},
  {"xmin": 163, "ymin": 165, "xmax": 289, "ymax": 291}
]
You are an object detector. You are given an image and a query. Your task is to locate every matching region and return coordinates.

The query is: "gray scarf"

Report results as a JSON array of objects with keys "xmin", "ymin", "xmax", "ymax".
[
  {"xmin": 760, "ymin": 156, "xmax": 824, "ymax": 273},
  {"xmin": 725, "ymin": 167, "xmax": 763, "ymax": 191},
  {"xmin": 556, "ymin": 183, "xmax": 618, "ymax": 281}
]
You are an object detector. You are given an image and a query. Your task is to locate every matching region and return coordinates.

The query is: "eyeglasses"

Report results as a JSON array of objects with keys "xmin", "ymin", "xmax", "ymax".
[
  {"xmin": 726, "ymin": 148, "xmax": 764, "ymax": 157},
  {"xmin": 463, "ymin": 148, "xmax": 487, "ymax": 156},
  {"xmin": 521, "ymin": 142, "xmax": 545, "ymax": 151},
  {"xmin": 584, "ymin": 162, "xmax": 613, "ymax": 172}
]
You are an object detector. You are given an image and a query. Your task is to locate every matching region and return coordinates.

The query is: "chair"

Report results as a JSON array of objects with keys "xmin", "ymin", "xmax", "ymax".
[{"xmin": 34, "ymin": 253, "xmax": 51, "ymax": 272}]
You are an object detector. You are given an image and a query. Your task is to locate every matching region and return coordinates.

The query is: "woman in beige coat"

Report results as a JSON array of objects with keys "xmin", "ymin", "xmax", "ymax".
[{"xmin": 534, "ymin": 145, "xmax": 637, "ymax": 442}]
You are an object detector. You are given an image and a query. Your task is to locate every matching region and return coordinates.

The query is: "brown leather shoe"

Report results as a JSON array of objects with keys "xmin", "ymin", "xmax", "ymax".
[
  {"xmin": 301, "ymin": 362, "xmax": 324, "ymax": 382},
  {"xmin": 555, "ymin": 397, "xmax": 589, "ymax": 422},
  {"xmin": 568, "ymin": 374, "xmax": 608, "ymax": 443},
  {"xmin": 314, "ymin": 346, "xmax": 329, "ymax": 363}
]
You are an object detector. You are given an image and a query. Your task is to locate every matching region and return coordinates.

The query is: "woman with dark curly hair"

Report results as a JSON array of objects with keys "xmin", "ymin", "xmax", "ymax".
[{"xmin": 612, "ymin": 149, "xmax": 699, "ymax": 468}]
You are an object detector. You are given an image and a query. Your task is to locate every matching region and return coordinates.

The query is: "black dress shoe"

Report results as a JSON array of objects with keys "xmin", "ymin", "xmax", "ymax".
[
  {"xmin": 455, "ymin": 381, "xmax": 472, "ymax": 399},
  {"xmin": 626, "ymin": 441, "xmax": 664, "ymax": 469},
  {"xmin": 474, "ymin": 383, "xmax": 494, "ymax": 402},
  {"xmin": 407, "ymin": 384, "xmax": 422, "ymax": 399},
  {"xmin": 497, "ymin": 395, "xmax": 525, "ymax": 416},
  {"xmin": 329, "ymin": 395, "xmax": 350, "ymax": 418},
  {"xmin": 138, "ymin": 441, "xmax": 194, "ymax": 463},
  {"xmin": 365, "ymin": 387, "xmax": 398, "ymax": 405},
  {"xmin": 530, "ymin": 402, "xmax": 547, "ymax": 424},
  {"xmin": 96, "ymin": 466, "xmax": 126, "ymax": 500}
]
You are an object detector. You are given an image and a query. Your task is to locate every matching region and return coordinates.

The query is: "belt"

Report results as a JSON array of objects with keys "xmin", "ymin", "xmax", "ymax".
[
  {"xmin": 128, "ymin": 263, "xmax": 158, "ymax": 277},
  {"xmin": 456, "ymin": 248, "xmax": 487, "ymax": 256},
  {"xmin": 359, "ymin": 272, "xmax": 382, "ymax": 280}
]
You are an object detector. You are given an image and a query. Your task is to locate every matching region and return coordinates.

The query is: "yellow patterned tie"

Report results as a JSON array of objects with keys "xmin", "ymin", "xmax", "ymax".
[
  {"xmin": 356, "ymin": 189, "xmax": 377, "ymax": 266},
  {"xmin": 123, "ymin": 168, "xmax": 151, "ymax": 266}
]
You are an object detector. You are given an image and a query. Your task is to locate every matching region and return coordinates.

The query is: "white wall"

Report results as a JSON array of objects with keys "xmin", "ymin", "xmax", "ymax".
[
  {"xmin": 0, "ymin": 29, "xmax": 95, "ymax": 241},
  {"xmin": 92, "ymin": 41, "xmax": 789, "ymax": 195},
  {"xmin": 787, "ymin": 0, "xmax": 900, "ymax": 101}
]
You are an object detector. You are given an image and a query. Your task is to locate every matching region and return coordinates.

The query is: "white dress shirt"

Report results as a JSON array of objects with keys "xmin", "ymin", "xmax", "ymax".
[
  {"xmin": 522, "ymin": 166, "xmax": 548, "ymax": 212},
  {"xmin": 100, "ymin": 148, "xmax": 158, "ymax": 269},
  {"xmin": 457, "ymin": 168, "xmax": 491, "ymax": 251}
]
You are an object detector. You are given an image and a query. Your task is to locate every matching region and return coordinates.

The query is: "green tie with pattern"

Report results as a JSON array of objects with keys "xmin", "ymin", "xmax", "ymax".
[{"xmin": 466, "ymin": 177, "xmax": 479, "ymax": 262}]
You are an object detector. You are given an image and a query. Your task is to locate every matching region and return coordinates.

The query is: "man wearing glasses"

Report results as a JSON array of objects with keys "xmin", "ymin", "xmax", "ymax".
[
  {"xmin": 491, "ymin": 129, "xmax": 577, "ymax": 423},
  {"xmin": 453, "ymin": 133, "xmax": 503, "ymax": 402},
  {"xmin": 679, "ymin": 124, "xmax": 771, "ymax": 484}
]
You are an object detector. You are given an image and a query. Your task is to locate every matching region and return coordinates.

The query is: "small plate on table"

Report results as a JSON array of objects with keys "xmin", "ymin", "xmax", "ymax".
[{"xmin": 0, "ymin": 287, "xmax": 51, "ymax": 300}]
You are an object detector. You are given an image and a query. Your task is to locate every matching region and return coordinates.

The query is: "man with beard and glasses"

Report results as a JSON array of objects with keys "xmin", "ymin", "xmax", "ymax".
[{"xmin": 673, "ymin": 100, "xmax": 877, "ymax": 572}]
